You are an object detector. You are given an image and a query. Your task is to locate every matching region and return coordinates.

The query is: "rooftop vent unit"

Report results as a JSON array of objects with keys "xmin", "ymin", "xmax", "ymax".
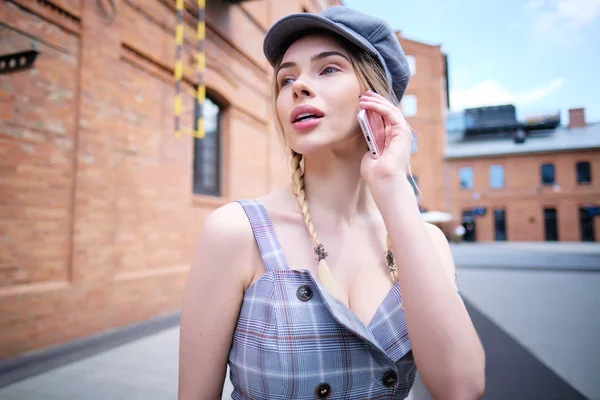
[
  {"xmin": 464, "ymin": 105, "xmax": 519, "ymax": 137},
  {"xmin": 522, "ymin": 112, "xmax": 561, "ymax": 132}
]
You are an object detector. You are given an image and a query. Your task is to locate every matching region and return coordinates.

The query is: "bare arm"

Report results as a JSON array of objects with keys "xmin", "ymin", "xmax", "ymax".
[
  {"xmin": 358, "ymin": 89, "xmax": 484, "ymax": 399},
  {"xmin": 374, "ymin": 181, "xmax": 485, "ymax": 400},
  {"xmin": 178, "ymin": 203, "xmax": 256, "ymax": 400}
]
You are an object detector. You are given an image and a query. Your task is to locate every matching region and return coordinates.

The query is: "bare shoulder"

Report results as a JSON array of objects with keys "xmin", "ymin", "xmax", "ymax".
[
  {"xmin": 194, "ymin": 202, "xmax": 259, "ymax": 288},
  {"xmin": 202, "ymin": 201, "xmax": 253, "ymax": 244}
]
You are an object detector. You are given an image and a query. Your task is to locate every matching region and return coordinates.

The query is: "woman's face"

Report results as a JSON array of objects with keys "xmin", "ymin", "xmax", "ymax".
[{"xmin": 275, "ymin": 34, "xmax": 364, "ymax": 156}]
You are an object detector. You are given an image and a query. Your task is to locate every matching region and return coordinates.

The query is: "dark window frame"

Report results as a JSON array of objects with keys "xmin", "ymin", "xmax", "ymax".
[
  {"xmin": 576, "ymin": 161, "xmax": 592, "ymax": 184},
  {"xmin": 543, "ymin": 207, "xmax": 559, "ymax": 241},
  {"xmin": 493, "ymin": 209, "xmax": 507, "ymax": 241},
  {"xmin": 462, "ymin": 210, "xmax": 476, "ymax": 242},
  {"xmin": 540, "ymin": 163, "xmax": 555, "ymax": 186},
  {"xmin": 193, "ymin": 96, "xmax": 223, "ymax": 197},
  {"xmin": 579, "ymin": 206, "xmax": 596, "ymax": 242}
]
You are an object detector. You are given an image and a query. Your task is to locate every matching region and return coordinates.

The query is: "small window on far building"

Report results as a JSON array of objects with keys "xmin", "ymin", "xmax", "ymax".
[
  {"xmin": 541, "ymin": 163, "xmax": 555, "ymax": 185},
  {"xmin": 489, "ymin": 165, "xmax": 504, "ymax": 189},
  {"xmin": 494, "ymin": 209, "xmax": 507, "ymax": 241},
  {"xmin": 579, "ymin": 207, "xmax": 596, "ymax": 242},
  {"xmin": 401, "ymin": 94, "xmax": 417, "ymax": 117},
  {"xmin": 193, "ymin": 96, "xmax": 222, "ymax": 196},
  {"xmin": 576, "ymin": 161, "xmax": 591, "ymax": 184},
  {"xmin": 459, "ymin": 167, "xmax": 473, "ymax": 190},
  {"xmin": 544, "ymin": 207, "xmax": 559, "ymax": 241},
  {"xmin": 406, "ymin": 55, "xmax": 416, "ymax": 76}
]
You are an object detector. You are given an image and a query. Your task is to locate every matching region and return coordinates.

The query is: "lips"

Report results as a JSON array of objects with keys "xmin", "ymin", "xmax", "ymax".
[{"xmin": 290, "ymin": 105, "xmax": 325, "ymax": 124}]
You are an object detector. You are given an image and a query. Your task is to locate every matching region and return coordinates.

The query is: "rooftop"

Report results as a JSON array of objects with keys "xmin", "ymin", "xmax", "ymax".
[{"xmin": 445, "ymin": 122, "xmax": 600, "ymax": 159}]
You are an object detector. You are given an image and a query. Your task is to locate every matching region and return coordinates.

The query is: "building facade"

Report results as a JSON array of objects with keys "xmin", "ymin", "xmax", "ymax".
[
  {"xmin": 4, "ymin": 0, "xmax": 591, "ymax": 364},
  {"xmin": 445, "ymin": 108, "xmax": 600, "ymax": 242},
  {"xmin": 396, "ymin": 33, "xmax": 448, "ymax": 215},
  {"xmin": 0, "ymin": 0, "xmax": 340, "ymax": 359}
]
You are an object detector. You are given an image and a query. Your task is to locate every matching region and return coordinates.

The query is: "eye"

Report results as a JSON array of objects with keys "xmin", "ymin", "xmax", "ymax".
[
  {"xmin": 280, "ymin": 77, "xmax": 294, "ymax": 88},
  {"xmin": 321, "ymin": 66, "xmax": 339, "ymax": 75}
]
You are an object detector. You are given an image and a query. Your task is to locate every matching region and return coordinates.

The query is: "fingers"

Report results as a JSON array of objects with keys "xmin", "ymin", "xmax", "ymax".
[{"xmin": 359, "ymin": 91, "xmax": 407, "ymax": 128}]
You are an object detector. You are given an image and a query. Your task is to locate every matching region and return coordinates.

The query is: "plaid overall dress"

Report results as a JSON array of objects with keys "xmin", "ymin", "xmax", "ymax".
[{"xmin": 228, "ymin": 200, "xmax": 417, "ymax": 399}]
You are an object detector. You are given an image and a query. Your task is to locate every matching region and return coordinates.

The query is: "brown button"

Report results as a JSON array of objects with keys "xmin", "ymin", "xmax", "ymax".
[
  {"xmin": 382, "ymin": 370, "xmax": 398, "ymax": 387},
  {"xmin": 297, "ymin": 285, "xmax": 313, "ymax": 301},
  {"xmin": 315, "ymin": 382, "xmax": 331, "ymax": 398}
]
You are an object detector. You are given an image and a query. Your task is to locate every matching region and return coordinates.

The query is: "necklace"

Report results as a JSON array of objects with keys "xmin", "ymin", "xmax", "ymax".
[{"xmin": 315, "ymin": 244, "xmax": 398, "ymax": 282}]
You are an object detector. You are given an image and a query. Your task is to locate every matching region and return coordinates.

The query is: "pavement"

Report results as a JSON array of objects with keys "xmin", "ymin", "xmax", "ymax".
[
  {"xmin": 458, "ymin": 268, "xmax": 599, "ymax": 400},
  {"xmin": 0, "ymin": 242, "xmax": 598, "ymax": 400},
  {"xmin": 451, "ymin": 242, "xmax": 600, "ymax": 272},
  {"xmin": 453, "ymin": 242, "xmax": 600, "ymax": 254}
]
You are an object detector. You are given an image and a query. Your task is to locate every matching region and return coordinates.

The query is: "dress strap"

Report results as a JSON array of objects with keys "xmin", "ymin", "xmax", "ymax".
[{"xmin": 236, "ymin": 200, "xmax": 289, "ymax": 272}]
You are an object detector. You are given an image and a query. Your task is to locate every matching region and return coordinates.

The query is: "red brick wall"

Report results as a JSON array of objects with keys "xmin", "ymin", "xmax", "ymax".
[
  {"xmin": 447, "ymin": 151, "xmax": 600, "ymax": 242},
  {"xmin": 397, "ymin": 35, "xmax": 447, "ymax": 213},
  {"xmin": 0, "ymin": 0, "xmax": 340, "ymax": 359}
]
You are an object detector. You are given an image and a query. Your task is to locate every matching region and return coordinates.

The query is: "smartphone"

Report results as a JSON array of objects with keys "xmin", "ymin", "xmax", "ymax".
[{"xmin": 357, "ymin": 109, "xmax": 385, "ymax": 158}]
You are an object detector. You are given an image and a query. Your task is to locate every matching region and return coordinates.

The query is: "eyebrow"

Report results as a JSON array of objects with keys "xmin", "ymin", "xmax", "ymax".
[{"xmin": 277, "ymin": 51, "xmax": 350, "ymax": 74}]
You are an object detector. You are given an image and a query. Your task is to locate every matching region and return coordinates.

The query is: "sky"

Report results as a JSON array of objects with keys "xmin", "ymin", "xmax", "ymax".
[{"xmin": 343, "ymin": 0, "xmax": 600, "ymax": 123}]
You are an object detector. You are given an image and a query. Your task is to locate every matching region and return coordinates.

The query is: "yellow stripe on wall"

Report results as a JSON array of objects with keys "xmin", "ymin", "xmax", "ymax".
[
  {"xmin": 197, "ymin": 85, "xmax": 206, "ymax": 103},
  {"xmin": 174, "ymin": 0, "xmax": 205, "ymax": 139},
  {"xmin": 197, "ymin": 21, "xmax": 205, "ymax": 40}
]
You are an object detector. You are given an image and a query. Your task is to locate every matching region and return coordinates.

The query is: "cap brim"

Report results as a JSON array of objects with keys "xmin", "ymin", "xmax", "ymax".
[{"xmin": 263, "ymin": 13, "xmax": 380, "ymax": 67}]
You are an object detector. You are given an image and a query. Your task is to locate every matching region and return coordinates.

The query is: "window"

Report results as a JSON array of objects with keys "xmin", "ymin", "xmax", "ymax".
[
  {"xmin": 543, "ymin": 208, "xmax": 558, "ymax": 241},
  {"xmin": 462, "ymin": 210, "xmax": 476, "ymax": 242},
  {"xmin": 401, "ymin": 94, "xmax": 417, "ymax": 117},
  {"xmin": 193, "ymin": 96, "xmax": 222, "ymax": 196},
  {"xmin": 489, "ymin": 165, "xmax": 504, "ymax": 189},
  {"xmin": 540, "ymin": 163, "xmax": 555, "ymax": 185},
  {"xmin": 459, "ymin": 167, "xmax": 473, "ymax": 190},
  {"xmin": 494, "ymin": 209, "xmax": 507, "ymax": 241},
  {"xmin": 406, "ymin": 55, "xmax": 416, "ymax": 76},
  {"xmin": 576, "ymin": 161, "xmax": 591, "ymax": 184},
  {"xmin": 580, "ymin": 207, "xmax": 596, "ymax": 242}
]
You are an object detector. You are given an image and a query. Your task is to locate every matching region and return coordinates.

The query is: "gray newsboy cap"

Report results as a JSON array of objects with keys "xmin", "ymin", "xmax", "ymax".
[{"xmin": 263, "ymin": 6, "xmax": 410, "ymax": 102}]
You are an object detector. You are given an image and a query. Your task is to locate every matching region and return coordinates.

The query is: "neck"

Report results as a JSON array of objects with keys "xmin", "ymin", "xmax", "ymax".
[{"xmin": 300, "ymin": 146, "xmax": 379, "ymax": 227}]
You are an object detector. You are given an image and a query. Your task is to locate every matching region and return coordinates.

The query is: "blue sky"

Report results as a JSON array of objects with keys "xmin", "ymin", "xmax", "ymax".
[{"xmin": 343, "ymin": 0, "xmax": 600, "ymax": 123}]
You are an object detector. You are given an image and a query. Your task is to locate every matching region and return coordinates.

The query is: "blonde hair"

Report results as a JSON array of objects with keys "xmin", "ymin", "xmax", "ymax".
[{"xmin": 272, "ymin": 33, "xmax": 401, "ymax": 298}]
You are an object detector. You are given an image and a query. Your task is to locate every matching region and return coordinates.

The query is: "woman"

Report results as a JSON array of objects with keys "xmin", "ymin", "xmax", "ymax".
[{"xmin": 179, "ymin": 6, "xmax": 485, "ymax": 400}]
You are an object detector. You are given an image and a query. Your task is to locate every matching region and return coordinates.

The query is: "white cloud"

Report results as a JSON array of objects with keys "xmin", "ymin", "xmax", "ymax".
[
  {"xmin": 524, "ymin": 0, "xmax": 600, "ymax": 44},
  {"xmin": 451, "ymin": 78, "xmax": 566, "ymax": 111}
]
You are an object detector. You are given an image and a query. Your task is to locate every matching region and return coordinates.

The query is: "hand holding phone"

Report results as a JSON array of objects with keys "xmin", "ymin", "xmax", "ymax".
[{"xmin": 357, "ymin": 109, "xmax": 385, "ymax": 158}]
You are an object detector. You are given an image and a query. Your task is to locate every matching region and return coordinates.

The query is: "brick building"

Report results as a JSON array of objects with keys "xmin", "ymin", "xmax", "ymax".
[
  {"xmin": 394, "ymin": 36, "xmax": 600, "ymax": 243},
  {"xmin": 0, "ymin": 0, "xmax": 343, "ymax": 359},
  {"xmin": 445, "ymin": 107, "xmax": 600, "ymax": 242},
  {"xmin": 396, "ymin": 33, "xmax": 448, "ymax": 215}
]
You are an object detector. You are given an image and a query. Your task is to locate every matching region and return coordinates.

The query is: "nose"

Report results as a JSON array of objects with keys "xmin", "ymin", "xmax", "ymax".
[{"xmin": 291, "ymin": 78, "xmax": 314, "ymax": 100}]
